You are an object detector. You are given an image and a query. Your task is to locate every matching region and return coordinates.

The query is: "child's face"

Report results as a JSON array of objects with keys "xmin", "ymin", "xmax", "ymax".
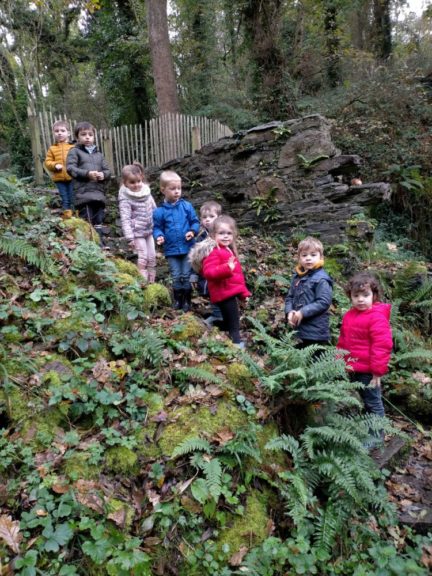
[
  {"xmin": 54, "ymin": 125, "xmax": 69, "ymax": 143},
  {"xmin": 125, "ymin": 175, "xmax": 143, "ymax": 193},
  {"xmin": 351, "ymin": 287, "xmax": 374, "ymax": 311},
  {"xmin": 162, "ymin": 178, "xmax": 181, "ymax": 203},
  {"xmin": 298, "ymin": 249, "xmax": 321, "ymax": 270},
  {"xmin": 77, "ymin": 129, "xmax": 95, "ymax": 146},
  {"xmin": 214, "ymin": 223, "xmax": 233, "ymax": 247},
  {"xmin": 201, "ymin": 210, "xmax": 219, "ymax": 231}
]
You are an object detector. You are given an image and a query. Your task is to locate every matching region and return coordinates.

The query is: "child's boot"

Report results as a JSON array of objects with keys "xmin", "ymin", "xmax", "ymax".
[
  {"xmin": 182, "ymin": 289, "xmax": 192, "ymax": 312},
  {"xmin": 61, "ymin": 209, "xmax": 73, "ymax": 220},
  {"xmin": 138, "ymin": 265, "xmax": 148, "ymax": 282},
  {"xmin": 173, "ymin": 289, "xmax": 184, "ymax": 310},
  {"xmin": 147, "ymin": 267, "xmax": 156, "ymax": 284}
]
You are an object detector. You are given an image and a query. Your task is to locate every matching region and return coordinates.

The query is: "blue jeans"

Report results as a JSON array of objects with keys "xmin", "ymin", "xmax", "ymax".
[
  {"xmin": 353, "ymin": 372, "xmax": 385, "ymax": 417},
  {"xmin": 56, "ymin": 181, "xmax": 74, "ymax": 209},
  {"xmin": 166, "ymin": 255, "xmax": 192, "ymax": 290}
]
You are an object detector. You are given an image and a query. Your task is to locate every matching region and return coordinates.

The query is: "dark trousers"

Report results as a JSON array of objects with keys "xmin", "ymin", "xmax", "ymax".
[
  {"xmin": 78, "ymin": 201, "xmax": 105, "ymax": 241},
  {"xmin": 351, "ymin": 372, "xmax": 385, "ymax": 418},
  {"xmin": 218, "ymin": 296, "xmax": 241, "ymax": 344}
]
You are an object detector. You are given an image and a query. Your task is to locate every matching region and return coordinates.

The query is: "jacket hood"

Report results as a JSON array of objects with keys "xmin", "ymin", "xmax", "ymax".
[
  {"xmin": 119, "ymin": 183, "xmax": 151, "ymax": 200},
  {"xmin": 189, "ymin": 237, "xmax": 217, "ymax": 273},
  {"xmin": 372, "ymin": 302, "xmax": 391, "ymax": 320}
]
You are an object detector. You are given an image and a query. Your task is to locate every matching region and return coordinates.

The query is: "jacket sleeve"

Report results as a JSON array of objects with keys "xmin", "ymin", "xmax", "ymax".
[
  {"xmin": 119, "ymin": 196, "xmax": 134, "ymax": 240},
  {"xmin": 44, "ymin": 146, "xmax": 57, "ymax": 172},
  {"xmin": 66, "ymin": 148, "xmax": 89, "ymax": 180},
  {"xmin": 301, "ymin": 279, "xmax": 333, "ymax": 319},
  {"xmin": 284, "ymin": 279, "xmax": 295, "ymax": 313},
  {"xmin": 369, "ymin": 316, "xmax": 393, "ymax": 376},
  {"xmin": 152, "ymin": 208, "xmax": 164, "ymax": 240},
  {"xmin": 150, "ymin": 195, "xmax": 157, "ymax": 211},
  {"xmin": 187, "ymin": 204, "xmax": 200, "ymax": 235},
  {"xmin": 202, "ymin": 250, "xmax": 233, "ymax": 281}
]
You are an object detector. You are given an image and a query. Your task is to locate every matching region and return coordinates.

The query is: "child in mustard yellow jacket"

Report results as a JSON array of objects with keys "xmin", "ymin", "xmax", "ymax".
[{"xmin": 44, "ymin": 120, "xmax": 74, "ymax": 219}]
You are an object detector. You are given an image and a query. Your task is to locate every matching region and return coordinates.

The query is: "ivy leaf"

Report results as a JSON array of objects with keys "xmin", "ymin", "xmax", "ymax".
[
  {"xmin": 191, "ymin": 478, "xmax": 210, "ymax": 504},
  {"xmin": 82, "ymin": 537, "xmax": 112, "ymax": 564},
  {"xmin": 42, "ymin": 522, "xmax": 73, "ymax": 552}
]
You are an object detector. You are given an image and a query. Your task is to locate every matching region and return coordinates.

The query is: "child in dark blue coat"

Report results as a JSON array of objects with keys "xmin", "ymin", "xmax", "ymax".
[
  {"xmin": 153, "ymin": 171, "xmax": 200, "ymax": 311},
  {"xmin": 284, "ymin": 237, "xmax": 333, "ymax": 346}
]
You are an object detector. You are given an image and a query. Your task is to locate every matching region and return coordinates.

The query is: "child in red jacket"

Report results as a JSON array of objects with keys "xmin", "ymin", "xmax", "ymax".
[
  {"xmin": 337, "ymin": 272, "xmax": 392, "ymax": 447},
  {"xmin": 201, "ymin": 216, "xmax": 251, "ymax": 347}
]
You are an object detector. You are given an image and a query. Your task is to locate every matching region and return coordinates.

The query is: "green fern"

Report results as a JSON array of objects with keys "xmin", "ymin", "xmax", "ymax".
[
  {"xmin": 172, "ymin": 366, "xmax": 224, "ymax": 388},
  {"xmin": 171, "ymin": 437, "xmax": 212, "ymax": 458},
  {"xmin": 0, "ymin": 235, "xmax": 53, "ymax": 273},
  {"xmin": 0, "ymin": 176, "xmax": 28, "ymax": 216},
  {"xmin": 202, "ymin": 457, "xmax": 223, "ymax": 501}
]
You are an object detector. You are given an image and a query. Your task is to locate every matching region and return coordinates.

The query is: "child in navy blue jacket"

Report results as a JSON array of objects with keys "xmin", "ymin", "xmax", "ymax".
[
  {"xmin": 153, "ymin": 171, "xmax": 200, "ymax": 311},
  {"xmin": 284, "ymin": 237, "xmax": 333, "ymax": 346}
]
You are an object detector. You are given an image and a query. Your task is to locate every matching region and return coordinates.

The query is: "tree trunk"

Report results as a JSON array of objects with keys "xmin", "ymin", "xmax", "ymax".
[
  {"xmin": 146, "ymin": 0, "xmax": 180, "ymax": 114},
  {"xmin": 324, "ymin": 1, "xmax": 341, "ymax": 87},
  {"xmin": 373, "ymin": 0, "xmax": 392, "ymax": 59}
]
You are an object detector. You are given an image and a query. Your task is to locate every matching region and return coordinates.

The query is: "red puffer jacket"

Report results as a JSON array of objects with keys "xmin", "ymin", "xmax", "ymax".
[
  {"xmin": 337, "ymin": 303, "xmax": 392, "ymax": 376},
  {"xmin": 202, "ymin": 245, "xmax": 251, "ymax": 303}
]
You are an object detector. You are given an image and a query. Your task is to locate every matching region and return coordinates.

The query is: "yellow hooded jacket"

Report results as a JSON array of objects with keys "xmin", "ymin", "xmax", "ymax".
[{"xmin": 44, "ymin": 142, "xmax": 74, "ymax": 182}]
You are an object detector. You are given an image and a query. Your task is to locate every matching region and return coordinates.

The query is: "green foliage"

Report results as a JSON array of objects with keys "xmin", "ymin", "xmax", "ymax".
[{"xmin": 297, "ymin": 153, "xmax": 329, "ymax": 170}]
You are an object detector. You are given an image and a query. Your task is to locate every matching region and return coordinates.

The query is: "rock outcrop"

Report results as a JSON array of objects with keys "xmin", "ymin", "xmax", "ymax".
[{"xmin": 147, "ymin": 114, "xmax": 391, "ymax": 243}]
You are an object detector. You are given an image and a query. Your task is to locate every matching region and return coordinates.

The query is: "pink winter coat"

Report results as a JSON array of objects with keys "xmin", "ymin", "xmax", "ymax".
[
  {"xmin": 337, "ymin": 302, "xmax": 392, "ymax": 376},
  {"xmin": 202, "ymin": 245, "xmax": 251, "ymax": 303}
]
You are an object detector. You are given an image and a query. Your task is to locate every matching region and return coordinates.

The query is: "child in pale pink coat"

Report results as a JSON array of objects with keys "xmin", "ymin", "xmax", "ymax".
[
  {"xmin": 337, "ymin": 272, "xmax": 392, "ymax": 447},
  {"xmin": 118, "ymin": 163, "xmax": 157, "ymax": 282}
]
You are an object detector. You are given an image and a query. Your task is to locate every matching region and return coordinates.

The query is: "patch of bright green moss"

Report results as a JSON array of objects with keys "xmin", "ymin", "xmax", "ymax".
[
  {"xmin": 0, "ymin": 385, "xmax": 29, "ymax": 423},
  {"xmin": 114, "ymin": 272, "xmax": 139, "ymax": 287},
  {"xmin": 142, "ymin": 283, "xmax": 171, "ymax": 311},
  {"xmin": 63, "ymin": 452, "xmax": 101, "ymax": 481},
  {"xmin": 158, "ymin": 401, "xmax": 248, "ymax": 457},
  {"xmin": 324, "ymin": 257, "xmax": 343, "ymax": 280},
  {"xmin": 217, "ymin": 490, "xmax": 269, "ymax": 554},
  {"xmin": 61, "ymin": 216, "xmax": 96, "ymax": 240},
  {"xmin": 105, "ymin": 446, "xmax": 138, "ymax": 475},
  {"xmin": 226, "ymin": 363, "xmax": 255, "ymax": 393}
]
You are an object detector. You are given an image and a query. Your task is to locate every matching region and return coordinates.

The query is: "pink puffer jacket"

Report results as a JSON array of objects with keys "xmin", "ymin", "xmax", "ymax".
[
  {"xmin": 202, "ymin": 245, "xmax": 251, "ymax": 303},
  {"xmin": 337, "ymin": 302, "xmax": 392, "ymax": 376}
]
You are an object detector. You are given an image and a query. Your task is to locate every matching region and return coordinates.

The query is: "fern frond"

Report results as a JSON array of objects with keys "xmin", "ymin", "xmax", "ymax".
[
  {"xmin": 171, "ymin": 437, "xmax": 212, "ymax": 458},
  {"xmin": 265, "ymin": 434, "xmax": 305, "ymax": 468},
  {"xmin": 172, "ymin": 366, "xmax": 224, "ymax": 387},
  {"xmin": 0, "ymin": 235, "xmax": 53, "ymax": 273},
  {"xmin": 313, "ymin": 503, "xmax": 341, "ymax": 552},
  {"xmin": 202, "ymin": 457, "xmax": 223, "ymax": 501},
  {"xmin": 302, "ymin": 426, "xmax": 364, "ymax": 458}
]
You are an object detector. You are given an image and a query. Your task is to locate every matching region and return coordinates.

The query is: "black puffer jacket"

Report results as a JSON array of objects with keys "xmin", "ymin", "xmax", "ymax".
[{"xmin": 66, "ymin": 145, "xmax": 111, "ymax": 206}]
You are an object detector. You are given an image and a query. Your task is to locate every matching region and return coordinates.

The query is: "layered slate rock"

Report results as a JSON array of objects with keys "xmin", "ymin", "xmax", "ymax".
[{"xmin": 146, "ymin": 114, "xmax": 391, "ymax": 243}]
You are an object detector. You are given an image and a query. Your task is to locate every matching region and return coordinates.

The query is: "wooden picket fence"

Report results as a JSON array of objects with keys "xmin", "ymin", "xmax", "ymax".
[{"xmin": 35, "ymin": 110, "xmax": 233, "ymax": 180}]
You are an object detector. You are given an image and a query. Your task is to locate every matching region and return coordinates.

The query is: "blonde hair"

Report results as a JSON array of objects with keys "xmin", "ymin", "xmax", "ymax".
[
  {"xmin": 200, "ymin": 201, "xmax": 222, "ymax": 217},
  {"xmin": 212, "ymin": 215, "xmax": 239, "ymax": 258},
  {"xmin": 297, "ymin": 236, "xmax": 324, "ymax": 257},
  {"xmin": 122, "ymin": 161, "xmax": 146, "ymax": 183},
  {"xmin": 160, "ymin": 170, "xmax": 181, "ymax": 189},
  {"xmin": 52, "ymin": 120, "xmax": 69, "ymax": 131}
]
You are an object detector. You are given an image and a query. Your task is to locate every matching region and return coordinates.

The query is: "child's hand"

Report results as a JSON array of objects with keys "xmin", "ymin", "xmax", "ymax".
[
  {"xmin": 156, "ymin": 236, "xmax": 165, "ymax": 245},
  {"xmin": 228, "ymin": 256, "xmax": 236, "ymax": 271},
  {"xmin": 88, "ymin": 171, "xmax": 99, "ymax": 181},
  {"xmin": 370, "ymin": 376, "xmax": 381, "ymax": 388},
  {"xmin": 55, "ymin": 163, "xmax": 63, "ymax": 171},
  {"xmin": 288, "ymin": 310, "xmax": 303, "ymax": 326},
  {"xmin": 96, "ymin": 171, "xmax": 104, "ymax": 181},
  {"xmin": 185, "ymin": 231, "xmax": 194, "ymax": 241}
]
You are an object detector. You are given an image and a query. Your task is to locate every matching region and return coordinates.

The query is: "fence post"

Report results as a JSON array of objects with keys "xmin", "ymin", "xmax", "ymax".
[
  {"xmin": 101, "ymin": 129, "xmax": 115, "ymax": 177},
  {"xmin": 191, "ymin": 125, "xmax": 201, "ymax": 153},
  {"xmin": 28, "ymin": 107, "xmax": 44, "ymax": 184}
]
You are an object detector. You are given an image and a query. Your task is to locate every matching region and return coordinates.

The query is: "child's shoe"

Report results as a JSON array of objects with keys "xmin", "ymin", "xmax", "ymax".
[
  {"xmin": 182, "ymin": 289, "xmax": 192, "ymax": 312},
  {"xmin": 61, "ymin": 209, "xmax": 73, "ymax": 220},
  {"xmin": 173, "ymin": 289, "xmax": 184, "ymax": 310}
]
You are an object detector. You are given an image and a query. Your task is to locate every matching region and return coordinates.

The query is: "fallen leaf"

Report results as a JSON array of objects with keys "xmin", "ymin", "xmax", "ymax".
[
  {"xmin": 229, "ymin": 546, "xmax": 248, "ymax": 566},
  {"xmin": 212, "ymin": 428, "xmax": 234, "ymax": 445},
  {"xmin": 0, "ymin": 515, "xmax": 22, "ymax": 554}
]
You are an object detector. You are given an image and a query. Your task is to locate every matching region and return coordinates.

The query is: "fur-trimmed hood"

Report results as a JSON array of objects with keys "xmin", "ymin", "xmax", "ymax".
[
  {"xmin": 119, "ymin": 183, "xmax": 151, "ymax": 200},
  {"xmin": 188, "ymin": 237, "xmax": 217, "ymax": 273}
]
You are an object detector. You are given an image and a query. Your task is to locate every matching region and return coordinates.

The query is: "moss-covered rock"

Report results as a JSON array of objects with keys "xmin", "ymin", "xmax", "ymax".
[
  {"xmin": 114, "ymin": 272, "xmax": 140, "ymax": 288},
  {"xmin": 217, "ymin": 490, "xmax": 269, "ymax": 554},
  {"xmin": 112, "ymin": 257, "xmax": 142, "ymax": 280},
  {"xmin": 61, "ymin": 216, "xmax": 96, "ymax": 240},
  {"xmin": 105, "ymin": 446, "xmax": 138, "ymax": 475},
  {"xmin": 171, "ymin": 314, "xmax": 206, "ymax": 341},
  {"xmin": 142, "ymin": 283, "xmax": 171, "ymax": 311},
  {"xmin": 226, "ymin": 363, "xmax": 255, "ymax": 393},
  {"xmin": 158, "ymin": 401, "xmax": 248, "ymax": 457}
]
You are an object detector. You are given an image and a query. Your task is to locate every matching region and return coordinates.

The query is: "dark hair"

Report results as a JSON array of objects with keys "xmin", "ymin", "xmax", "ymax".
[
  {"xmin": 74, "ymin": 121, "xmax": 96, "ymax": 138},
  {"xmin": 345, "ymin": 272, "xmax": 382, "ymax": 302}
]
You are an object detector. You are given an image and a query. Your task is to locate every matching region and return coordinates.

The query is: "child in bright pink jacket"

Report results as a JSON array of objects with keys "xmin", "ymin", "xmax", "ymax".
[
  {"xmin": 337, "ymin": 272, "xmax": 392, "ymax": 447},
  {"xmin": 200, "ymin": 215, "xmax": 250, "ymax": 347}
]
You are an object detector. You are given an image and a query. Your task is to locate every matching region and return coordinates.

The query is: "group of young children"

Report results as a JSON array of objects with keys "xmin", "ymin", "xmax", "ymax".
[{"xmin": 45, "ymin": 119, "xmax": 393, "ymax": 448}]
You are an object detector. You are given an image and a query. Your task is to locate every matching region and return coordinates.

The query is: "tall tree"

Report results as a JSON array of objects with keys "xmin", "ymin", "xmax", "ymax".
[
  {"xmin": 324, "ymin": 0, "xmax": 341, "ymax": 87},
  {"xmin": 372, "ymin": 0, "xmax": 392, "ymax": 59},
  {"xmin": 146, "ymin": 0, "xmax": 180, "ymax": 114}
]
